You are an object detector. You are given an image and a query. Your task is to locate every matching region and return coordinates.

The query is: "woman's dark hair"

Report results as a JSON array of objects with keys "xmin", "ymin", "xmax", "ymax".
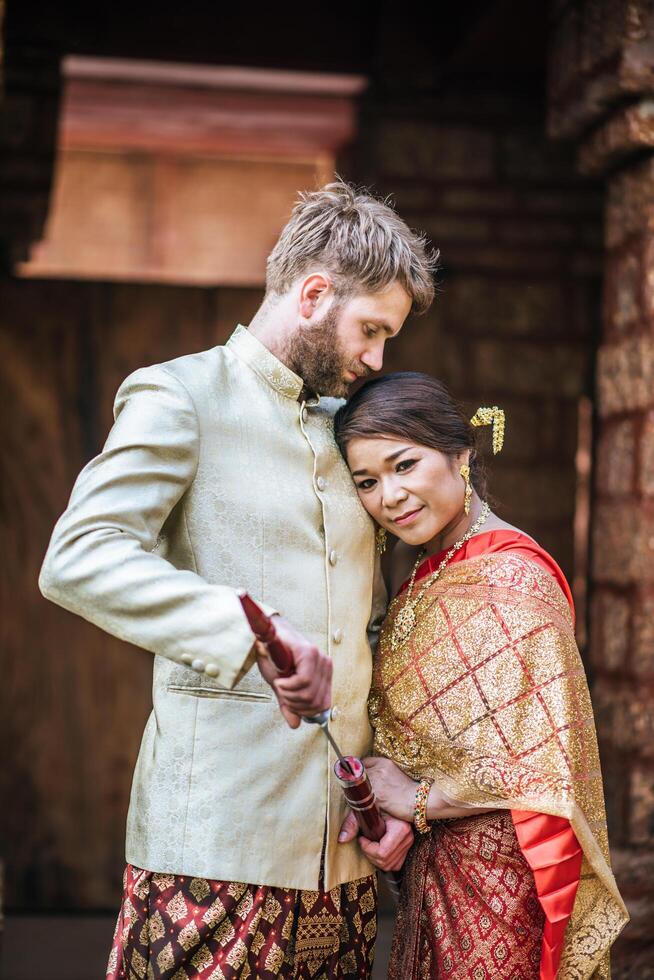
[{"xmin": 333, "ymin": 372, "xmax": 488, "ymax": 497}]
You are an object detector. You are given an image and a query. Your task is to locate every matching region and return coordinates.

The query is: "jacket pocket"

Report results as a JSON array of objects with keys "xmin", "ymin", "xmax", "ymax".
[{"xmin": 167, "ymin": 684, "xmax": 273, "ymax": 703}]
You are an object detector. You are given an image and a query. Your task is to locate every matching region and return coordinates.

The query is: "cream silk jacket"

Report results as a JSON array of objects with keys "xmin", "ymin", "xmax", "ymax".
[{"xmin": 39, "ymin": 325, "xmax": 386, "ymax": 890}]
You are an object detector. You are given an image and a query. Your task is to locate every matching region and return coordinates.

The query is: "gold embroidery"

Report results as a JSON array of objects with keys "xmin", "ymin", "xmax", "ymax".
[
  {"xmin": 190, "ymin": 944, "xmax": 213, "ymax": 971},
  {"xmin": 301, "ymin": 889, "xmax": 319, "ymax": 914},
  {"xmin": 295, "ymin": 908, "xmax": 341, "ymax": 961},
  {"xmin": 165, "ymin": 891, "xmax": 188, "ymax": 923},
  {"xmin": 261, "ymin": 892, "xmax": 282, "ymax": 923},
  {"xmin": 130, "ymin": 949, "xmax": 147, "ymax": 979},
  {"xmin": 214, "ymin": 917, "xmax": 235, "ymax": 947},
  {"xmin": 106, "ymin": 947, "xmax": 118, "ymax": 973},
  {"xmin": 156, "ymin": 942, "xmax": 175, "ymax": 972},
  {"xmin": 151, "ymin": 873, "xmax": 175, "ymax": 892},
  {"xmin": 339, "ymin": 950, "xmax": 357, "ymax": 974},
  {"xmin": 264, "ymin": 942, "xmax": 285, "ymax": 972},
  {"xmin": 359, "ymin": 887, "xmax": 375, "ymax": 915},
  {"xmin": 281, "ymin": 912, "xmax": 294, "ymax": 940},
  {"xmin": 234, "ymin": 890, "xmax": 254, "ymax": 920},
  {"xmin": 189, "ymin": 878, "xmax": 210, "ymax": 902},
  {"xmin": 148, "ymin": 910, "xmax": 165, "ymax": 941},
  {"xmin": 178, "ymin": 920, "xmax": 200, "ymax": 951},
  {"xmin": 225, "ymin": 937, "xmax": 248, "ymax": 969},
  {"xmin": 373, "ymin": 552, "xmax": 629, "ymax": 979},
  {"xmin": 202, "ymin": 896, "xmax": 226, "ymax": 927}
]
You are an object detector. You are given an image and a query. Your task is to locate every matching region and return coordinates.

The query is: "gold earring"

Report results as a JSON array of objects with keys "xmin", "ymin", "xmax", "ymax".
[
  {"xmin": 460, "ymin": 464, "xmax": 472, "ymax": 515},
  {"xmin": 376, "ymin": 527, "xmax": 388, "ymax": 555}
]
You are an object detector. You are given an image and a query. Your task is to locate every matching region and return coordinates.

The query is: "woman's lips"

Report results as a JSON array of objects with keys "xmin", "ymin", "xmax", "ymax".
[{"xmin": 393, "ymin": 507, "xmax": 424, "ymax": 526}]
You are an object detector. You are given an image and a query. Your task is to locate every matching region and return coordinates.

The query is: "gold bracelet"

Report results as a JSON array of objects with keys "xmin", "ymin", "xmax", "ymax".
[{"xmin": 413, "ymin": 778, "xmax": 433, "ymax": 834}]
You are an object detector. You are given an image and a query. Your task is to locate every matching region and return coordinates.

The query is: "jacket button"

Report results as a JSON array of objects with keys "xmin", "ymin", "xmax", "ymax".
[
  {"xmin": 332, "ymin": 628, "xmax": 343, "ymax": 644},
  {"xmin": 181, "ymin": 654, "xmax": 194, "ymax": 665},
  {"xmin": 205, "ymin": 662, "xmax": 220, "ymax": 677},
  {"xmin": 316, "ymin": 476, "xmax": 326, "ymax": 491},
  {"xmin": 191, "ymin": 658, "xmax": 206, "ymax": 672},
  {"xmin": 329, "ymin": 549, "xmax": 338, "ymax": 566}
]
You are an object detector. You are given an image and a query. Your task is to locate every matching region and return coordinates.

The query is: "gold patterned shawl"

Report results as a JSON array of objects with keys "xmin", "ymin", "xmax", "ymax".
[{"xmin": 369, "ymin": 553, "xmax": 628, "ymax": 980}]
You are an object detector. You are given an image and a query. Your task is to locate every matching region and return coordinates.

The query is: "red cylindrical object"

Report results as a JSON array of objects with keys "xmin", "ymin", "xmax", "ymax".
[
  {"xmin": 334, "ymin": 757, "xmax": 386, "ymax": 842},
  {"xmin": 240, "ymin": 592, "xmax": 386, "ymax": 843},
  {"xmin": 239, "ymin": 592, "xmax": 294, "ymax": 676}
]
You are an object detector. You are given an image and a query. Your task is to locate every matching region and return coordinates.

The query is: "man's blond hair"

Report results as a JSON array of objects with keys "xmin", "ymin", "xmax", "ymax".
[{"xmin": 266, "ymin": 180, "xmax": 438, "ymax": 314}]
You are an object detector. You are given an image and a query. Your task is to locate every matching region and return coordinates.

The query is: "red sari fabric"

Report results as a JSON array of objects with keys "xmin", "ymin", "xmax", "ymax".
[
  {"xmin": 388, "ymin": 810, "xmax": 544, "ymax": 980},
  {"xmin": 398, "ymin": 530, "xmax": 583, "ymax": 979},
  {"xmin": 106, "ymin": 864, "xmax": 377, "ymax": 979}
]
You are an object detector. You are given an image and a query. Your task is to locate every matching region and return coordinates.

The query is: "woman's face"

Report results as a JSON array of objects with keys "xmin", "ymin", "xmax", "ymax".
[{"xmin": 346, "ymin": 436, "xmax": 469, "ymax": 548}]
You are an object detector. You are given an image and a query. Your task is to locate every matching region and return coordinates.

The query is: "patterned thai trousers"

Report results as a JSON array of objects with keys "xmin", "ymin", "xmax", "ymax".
[
  {"xmin": 388, "ymin": 810, "xmax": 544, "ymax": 979},
  {"xmin": 106, "ymin": 864, "xmax": 377, "ymax": 979}
]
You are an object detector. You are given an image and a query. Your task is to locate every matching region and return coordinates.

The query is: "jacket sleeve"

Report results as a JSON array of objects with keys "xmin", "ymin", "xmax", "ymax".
[{"xmin": 39, "ymin": 363, "xmax": 258, "ymax": 688}]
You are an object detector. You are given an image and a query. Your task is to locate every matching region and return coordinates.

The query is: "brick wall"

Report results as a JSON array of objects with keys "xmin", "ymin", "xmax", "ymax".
[
  {"xmin": 547, "ymin": 2, "xmax": 654, "ymax": 972},
  {"xmin": 590, "ymin": 157, "xmax": 654, "ymax": 972},
  {"xmin": 350, "ymin": 89, "xmax": 604, "ymax": 588}
]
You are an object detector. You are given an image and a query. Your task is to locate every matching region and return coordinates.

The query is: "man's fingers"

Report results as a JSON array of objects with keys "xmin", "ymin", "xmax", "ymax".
[
  {"xmin": 279, "ymin": 704, "xmax": 302, "ymax": 729},
  {"xmin": 276, "ymin": 659, "xmax": 331, "ymax": 692},
  {"xmin": 274, "ymin": 688, "xmax": 329, "ymax": 712},
  {"xmin": 338, "ymin": 810, "xmax": 359, "ymax": 843},
  {"xmin": 359, "ymin": 841, "xmax": 406, "ymax": 872}
]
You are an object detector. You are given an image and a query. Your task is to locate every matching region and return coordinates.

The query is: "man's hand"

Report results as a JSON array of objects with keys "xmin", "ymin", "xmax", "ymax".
[
  {"xmin": 255, "ymin": 616, "xmax": 332, "ymax": 728},
  {"xmin": 338, "ymin": 810, "xmax": 414, "ymax": 872}
]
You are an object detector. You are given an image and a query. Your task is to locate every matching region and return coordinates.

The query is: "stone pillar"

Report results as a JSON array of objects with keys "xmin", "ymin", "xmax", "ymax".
[{"xmin": 548, "ymin": 2, "xmax": 654, "ymax": 973}]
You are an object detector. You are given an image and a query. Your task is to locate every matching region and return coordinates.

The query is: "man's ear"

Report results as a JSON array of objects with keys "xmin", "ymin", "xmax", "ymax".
[{"xmin": 298, "ymin": 272, "xmax": 332, "ymax": 320}]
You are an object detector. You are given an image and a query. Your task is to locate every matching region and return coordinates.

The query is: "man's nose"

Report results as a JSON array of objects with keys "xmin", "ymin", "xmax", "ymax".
[{"xmin": 361, "ymin": 345, "xmax": 384, "ymax": 373}]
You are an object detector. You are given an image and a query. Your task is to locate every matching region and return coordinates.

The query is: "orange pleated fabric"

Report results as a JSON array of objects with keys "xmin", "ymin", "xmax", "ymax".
[{"xmin": 400, "ymin": 529, "xmax": 583, "ymax": 980}]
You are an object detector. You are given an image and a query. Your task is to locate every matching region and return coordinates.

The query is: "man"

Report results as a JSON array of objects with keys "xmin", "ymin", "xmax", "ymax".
[{"xmin": 39, "ymin": 180, "xmax": 437, "ymax": 978}]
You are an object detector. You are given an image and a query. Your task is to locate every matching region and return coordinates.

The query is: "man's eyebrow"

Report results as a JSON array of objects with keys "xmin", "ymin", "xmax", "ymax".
[{"xmin": 351, "ymin": 446, "xmax": 412, "ymax": 477}]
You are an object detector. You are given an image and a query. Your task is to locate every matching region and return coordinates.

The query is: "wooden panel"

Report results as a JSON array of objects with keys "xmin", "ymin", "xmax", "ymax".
[
  {"xmin": 0, "ymin": 276, "xmax": 258, "ymax": 909},
  {"xmin": 156, "ymin": 157, "xmax": 323, "ymax": 285},
  {"xmin": 21, "ymin": 151, "xmax": 329, "ymax": 286},
  {"xmin": 29, "ymin": 151, "xmax": 152, "ymax": 279}
]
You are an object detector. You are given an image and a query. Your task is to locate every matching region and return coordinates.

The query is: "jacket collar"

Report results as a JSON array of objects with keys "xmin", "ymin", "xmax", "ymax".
[{"xmin": 227, "ymin": 325, "xmax": 304, "ymax": 401}]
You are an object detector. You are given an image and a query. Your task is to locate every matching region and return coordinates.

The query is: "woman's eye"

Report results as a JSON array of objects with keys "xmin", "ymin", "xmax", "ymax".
[
  {"xmin": 396, "ymin": 458, "xmax": 417, "ymax": 472},
  {"xmin": 356, "ymin": 478, "xmax": 376, "ymax": 491}
]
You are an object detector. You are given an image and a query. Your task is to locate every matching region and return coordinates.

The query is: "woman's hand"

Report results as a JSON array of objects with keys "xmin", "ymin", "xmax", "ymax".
[{"xmin": 362, "ymin": 756, "xmax": 417, "ymax": 822}]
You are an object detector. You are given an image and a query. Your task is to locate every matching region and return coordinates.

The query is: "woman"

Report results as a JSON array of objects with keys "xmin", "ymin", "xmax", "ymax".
[{"xmin": 334, "ymin": 373, "xmax": 627, "ymax": 980}]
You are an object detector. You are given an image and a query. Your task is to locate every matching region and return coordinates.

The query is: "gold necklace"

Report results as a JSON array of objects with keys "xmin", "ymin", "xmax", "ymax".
[{"xmin": 390, "ymin": 502, "xmax": 491, "ymax": 652}]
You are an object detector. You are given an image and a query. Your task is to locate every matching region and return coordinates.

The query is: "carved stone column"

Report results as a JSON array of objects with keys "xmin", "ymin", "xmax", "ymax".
[{"xmin": 548, "ymin": 2, "xmax": 654, "ymax": 973}]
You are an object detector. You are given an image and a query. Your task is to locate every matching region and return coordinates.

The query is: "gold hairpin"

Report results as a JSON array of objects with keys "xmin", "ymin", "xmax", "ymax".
[{"xmin": 470, "ymin": 406, "xmax": 505, "ymax": 454}]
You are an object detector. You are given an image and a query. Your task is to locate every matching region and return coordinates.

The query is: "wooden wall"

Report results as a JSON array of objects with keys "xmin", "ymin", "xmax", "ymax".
[{"xmin": 0, "ymin": 276, "xmax": 262, "ymax": 909}]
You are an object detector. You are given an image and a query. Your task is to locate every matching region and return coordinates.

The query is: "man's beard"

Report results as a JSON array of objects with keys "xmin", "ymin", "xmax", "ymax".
[{"xmin": 284, "ymin": 306, "xmax": 367, "ymax": 398}]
